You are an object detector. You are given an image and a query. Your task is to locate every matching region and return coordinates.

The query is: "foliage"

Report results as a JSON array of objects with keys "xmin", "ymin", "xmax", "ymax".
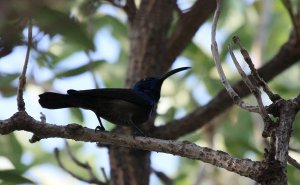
[{"xmin": 0, "ymin": 0, "xmax": 300, "ymax": 184}]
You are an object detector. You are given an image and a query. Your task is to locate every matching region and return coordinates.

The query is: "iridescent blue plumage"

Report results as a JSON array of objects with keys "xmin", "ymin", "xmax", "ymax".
[{"xmin": 39, "ymin": 67, "xmax": 190, "ymax": 134}]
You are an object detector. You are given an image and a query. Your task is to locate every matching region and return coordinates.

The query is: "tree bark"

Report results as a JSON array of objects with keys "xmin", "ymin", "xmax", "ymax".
[{"xmin": 109, "ymin": 1, "xmax": 174, "ymax": 184}]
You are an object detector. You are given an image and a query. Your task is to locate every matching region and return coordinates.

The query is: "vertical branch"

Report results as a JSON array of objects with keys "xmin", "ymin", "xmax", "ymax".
[
  {"xmin": 228, "ymin": 41, "xmax": 274, "ymax": 137},
  {"xmin": 276, "ymin": 100, "xmax": 297, "ymax": 166},
  {"xmin": 17, "ymin": 19, "xmax": 32, "ymax": 111},
  {"xmin": 232, "ymin": 36, "xmax": 281, "ymax": 102},
  {"xmin": 211, "ymin": 0, "xmax": 259, "ymax": 113},
  {"xmin": 211, "ymin": 0, "xmax": 238, "ymax": 100}
]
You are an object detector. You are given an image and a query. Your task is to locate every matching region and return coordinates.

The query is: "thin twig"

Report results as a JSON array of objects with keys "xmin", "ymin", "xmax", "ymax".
[
  {"xmin": 227, "ymin": 44, "xmax": 261, "ymax": 106},
  {"xmin": 54, "ymin": 148, "xmax": 92, "ymax": 183},
  {"xmin": 101, "ymin": 167, "xmax": 109, "ymax": 183},
  {"xmin": 281, "ymin": 0, "xmax": 300, "ymax": 42},
  {"xmin": 211, "ymin": 0, "xmax": 259, "ymax": 113},
  {"xmin": 228, "ymin": 44, "xmax": 273, "ymax": 137},
  {"xmin": 17, "ymin": 19, "xmax": 32, "ymax": 111},
  {"xmin": 65, "ymin": 141, "xmax": 89, "ymax": 169},
  {"xmin": 232, "ymin": 36, "xmax": 281, "ymax": 102},
  {"xmin": 287, "ymin": 155, "xmax": 300, "ymax": 169},
  {"xmin": 54, "ymin": 148, "xmax": 106, "ymax": 184},
  {"xmin": 64, "ymin": 140, "xmax": 102, "ymax": 182},
  {"xmin": 152, "ymin": 168, "xmax": 174, "ymax": 185}
]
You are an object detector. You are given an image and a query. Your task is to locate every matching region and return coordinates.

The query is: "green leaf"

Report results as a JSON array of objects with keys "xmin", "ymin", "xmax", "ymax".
[
  {"xmin": 0, "ymin": 74, "xmax": 19, "ymax": 88},
  {"xmin": 93, "ymin": 15, "xmax": 127, "ymax": 38},
  {"xmin": 34, "ymin": 7, "xmax": 95, "ymax": 51},
  {"xmin": 70, "ymin": 108, "xmax": 84, "ymax": 123},
  {"xmin": 55, "ymin": 60, "xmax": 105, "ymax": 78},
  {"xmin": 0, "ymin": 170, "xmax": 34, "ymax": 184},
  {"xmin": 182, "ymin": 42, "xmax": 223, "ymax": 95},
  {"xmin": 96, "ymin": 62, "xmax": 126, "ymax": 88},
  {"xmin": 0, "ymin": 85, "xmax": 17, "ymax": 97},
  {"xmin": 287, "ymin": 165, "xmax": 300, "ymax": 185},
  {"xmin": 222, "ymin": 109, "xmax": 261, "ymax": 157},
  {"xmin": 0, "ymin": 134, "xmax": 23, "ymax": 167},
  {"xmin": 35, "ymin": 50, "xmax": 57, "ymax": 69}
]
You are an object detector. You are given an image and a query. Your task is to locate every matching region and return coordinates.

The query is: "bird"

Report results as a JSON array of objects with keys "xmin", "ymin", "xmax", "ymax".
[{"xmin": 38, "ymin": 67, "xmax": 190, "ymax": 135}]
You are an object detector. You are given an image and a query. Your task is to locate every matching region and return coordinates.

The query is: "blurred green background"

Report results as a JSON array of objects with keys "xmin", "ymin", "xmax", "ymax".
[{"xmin": 0, "ymin": 0, "xmax": 300, "ymax": 184}]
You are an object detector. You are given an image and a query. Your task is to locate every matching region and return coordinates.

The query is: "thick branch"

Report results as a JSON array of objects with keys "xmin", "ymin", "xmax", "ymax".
[
  {"xmin": 126, "ymin": 0, "xmax": 174, "ymax": 85},
  {"xmin": 0, "ymin": 111, "xmax": 276, "ymax": 182},
  {"xmin": 163, "ymin": 0, "xmax": 216, "ymax": 70},
  {"xmin": 275, "ymin": 100, "xmax": 298, "ymax": 165},
  {"xmin": 122, "ymin": 1, "xmax": 175, "ymax": 184}
]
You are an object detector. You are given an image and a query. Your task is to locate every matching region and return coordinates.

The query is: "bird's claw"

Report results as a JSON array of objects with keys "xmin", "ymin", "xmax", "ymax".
[{"xmin": 95, "ymin": 125, "xmax": 105, "ymax": 132}]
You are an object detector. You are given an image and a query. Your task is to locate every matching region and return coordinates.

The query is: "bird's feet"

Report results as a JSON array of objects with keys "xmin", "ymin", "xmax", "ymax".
[{"xmin": 95, "ymin": 125, "xmax": 105, "ymax": 132}]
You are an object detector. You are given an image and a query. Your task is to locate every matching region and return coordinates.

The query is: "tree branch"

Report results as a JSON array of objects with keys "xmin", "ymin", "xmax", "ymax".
[
  {"xmin": 281, "ymin": 0, "xmax": 300, "ymax": 42},
  {"xmin": 17, "ymin": 19, "xmax": 32, "ymax": 111},
  {"xmin": 0, "ymin": 111, "xmax": 277, "ymax": 182},
  {"xmin": 152, "ymin": 168, "xmax": 174, "ymax": 185},
  {"xmin": 227, "ymin": 44, "xmax": 260, "ymax": 111},
  {"xmin": 154, "ymin": 32, "xmax": 300, "ymax": 140},
  {"xmin": 54, "ymin": 147, "xmax": 106, "ymax": 184},
  {"xmin": 228, "ymin": 38, "xmax": 278, "ymax": 138},
  {"xmin": 275, "ymin": 100, "xmax": 298, "ymax": 166},
  {"xmin": 232, "ymin": 36, "xmax": 281, "ymax": 102},
  {"xmin": 163, "ymin": 0, "xmax": 216, "ymax": 70},
  {"xmin": 210, "ymin": 0, "xmax": 260, "ymax": 114},
  {"xmin": 288, "ymin": 155, "xmax": 300, "ymax": 170}
]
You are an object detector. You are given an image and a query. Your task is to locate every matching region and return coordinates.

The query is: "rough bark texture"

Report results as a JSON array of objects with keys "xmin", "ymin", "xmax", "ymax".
[
  {"xmin": 110, "ymin": 1, "xmax": 174, "ymax": 184},
  {"xmin": 0, "ymin": 111, "xmax": 280, "ymax": 183}
]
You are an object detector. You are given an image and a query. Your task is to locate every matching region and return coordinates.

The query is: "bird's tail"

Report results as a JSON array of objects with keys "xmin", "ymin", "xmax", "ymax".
[{"xmin": 39, "ymin": 92, "xmax": 75, "ymax": 109}]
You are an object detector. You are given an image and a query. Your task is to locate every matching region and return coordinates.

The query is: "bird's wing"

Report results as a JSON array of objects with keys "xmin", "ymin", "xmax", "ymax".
[{"xmin": 67, "ymin": 89, "xmax": 154, "ymax": 107}]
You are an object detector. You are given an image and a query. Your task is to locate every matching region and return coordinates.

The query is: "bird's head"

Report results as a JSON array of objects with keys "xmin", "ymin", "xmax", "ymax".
[{"xmin": 133, "ymin": 67, "xmax": 190, "ymax": 102}]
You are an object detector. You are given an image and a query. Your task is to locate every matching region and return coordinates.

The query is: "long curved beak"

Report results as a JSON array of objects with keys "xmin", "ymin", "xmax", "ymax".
[{"xmin": 159, "ymin": 67, "xmax": 191, "ymax": 82}]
